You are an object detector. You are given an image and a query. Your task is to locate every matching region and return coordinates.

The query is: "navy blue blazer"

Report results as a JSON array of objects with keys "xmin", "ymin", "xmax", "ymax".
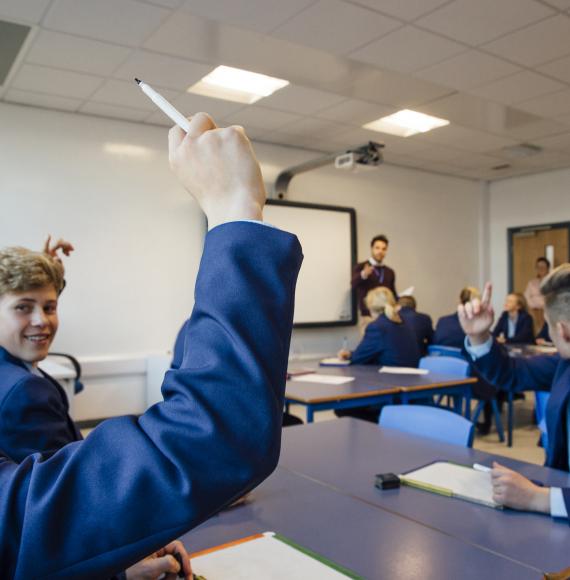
[
  {"xmin": 492, "ymin": 311, "xmax": 535, "ymax": 344},
  {"xmin": 470, "ymin": 341, "xmax": 570, "ymax": 518},
  {"xmin": 351, "ymin": 314, "xmax": 420, "ymax": 367},
  {"xmin": 399, "ymin": 307, "xmax": 434, "ymax": 356},
  {"xmin": 0, "ymin": 348, "xmax": 82, "ymax": 463},
  {"xmin": 433, "ymin": 313, "xmax": 465, "ymax": 349},
  {"xmin": 0, "ymin": 222, "xmax": 302, "ymax": 579}
]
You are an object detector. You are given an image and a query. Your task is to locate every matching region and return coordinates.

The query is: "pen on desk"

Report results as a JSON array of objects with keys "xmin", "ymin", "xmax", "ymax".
[{"xmin": 134, "ymin": 78, "xmax": 190, "ymax": 132}]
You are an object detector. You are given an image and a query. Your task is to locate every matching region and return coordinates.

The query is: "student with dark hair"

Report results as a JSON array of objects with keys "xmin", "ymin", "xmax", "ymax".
[
  {"xmin": 0, "ymin": 113, "xmax": 303, "ymax": 578},
  {"xmin": 351, "ymin": 234, "xmax": 397, "ymax": 332},
  {"xmin": 493, "ymin": 292, "xmax": 535, "ymax": 344},
  {"xmin": 525, "ymin": 256, "xmax": 551, "ymax": 333},
  {"xmin": 398, "ymin": 295, "xmax": 434, "ymax": 356},
  {"xmin": 433, "ymin": 287, "xmax": 480, "ymax": 348},
  {"xmin": 460, "ymin": 267, "xmax": 570, "ymax": 519}
]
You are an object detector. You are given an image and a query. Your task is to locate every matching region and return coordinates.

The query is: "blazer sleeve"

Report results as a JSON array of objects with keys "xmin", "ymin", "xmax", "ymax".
[
  {"xmin": 0, "ymin": 222, "xmax": 303, "ymax": 580},
  {"xmin": 492, "ymin": 313, "xmax": 506, "ymax": 339},
  {"xmin": 512, "ymin": 313, "xmax": 535, "ymax": 344},
  {"xmin": 467, "ymin": 340, "xmax": 559, "ymax": 394},
  {"xmin": 0, "ymin": 375, "xmax": 78, "ymax": 463},
  {"xmin": 351, "ymin": 263, "xmax": 365, "ymax": 289},
  {"xmin": 351, "ymin": 323, "xmax": 384, "ymax": 365}
]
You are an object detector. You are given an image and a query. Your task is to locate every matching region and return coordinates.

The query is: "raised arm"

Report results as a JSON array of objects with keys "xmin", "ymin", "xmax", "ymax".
[{"xmin": 0, "ymin": 114, "xmax": 303, "ymax": 579}]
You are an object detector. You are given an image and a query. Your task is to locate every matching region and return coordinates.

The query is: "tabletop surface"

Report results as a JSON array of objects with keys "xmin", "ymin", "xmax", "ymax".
[
  {"xmin": 280, "ymin": 418, "xmax": 570, "ymax": 573},
  {"xmin": 183, "ymin": 466, "xmax": 540, "ymax": 579},
  {"xmin": 286, "ymin": 360, "xmax": 475, "ymax": 403}
]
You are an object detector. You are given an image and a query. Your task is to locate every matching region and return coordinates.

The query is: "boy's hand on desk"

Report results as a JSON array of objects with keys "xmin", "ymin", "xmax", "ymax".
[
  {"xmin": 126, "ymin": 539, "xmax": 193, "ymax": 579},
  {"xmin": 168, "ymin": 112, "xmax": 266, "ymax": 229},
  {"xmin": 491, "ymin": 462, "xmax": 550, "ymax": 514},
  {"xmin": 458, "ymin": 281, "xmax": 495, "ymax": 345},
  {"xmin": 337, "ymin": 349, "xmax": 351, "ymax": 360}
]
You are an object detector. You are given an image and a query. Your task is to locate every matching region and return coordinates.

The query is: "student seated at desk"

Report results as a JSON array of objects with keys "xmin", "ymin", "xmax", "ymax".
[
  {"xmin": 460, "ymin": 272, "xmax": 570, "ymax": 520},
  {"xmin": 492, "ymin": 293, "xmax": 534, "ymax": 344},
  {"xmin": 397, "ymin": 295, "xmax": 434, "ymax": 356},
  {"xmin": 537, "ymin": 321, "xmax": 552, "ymax": 344},
  {"xmin": 433, "ymin": 287, "xmax": 480, "ymax": 348},
  {"xmin": 0, "ymin": 114, "xmax": 303, "ymax": 578},
  {"xmin": 335, "ymin": 288, "xmax": 419, "ymax": 423}
]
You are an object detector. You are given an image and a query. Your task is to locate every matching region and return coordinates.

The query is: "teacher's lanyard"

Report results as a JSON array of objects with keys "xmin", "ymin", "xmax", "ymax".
[{"xmin": 374, "ymin": 266, "xmax": 384, "ymax": 284}]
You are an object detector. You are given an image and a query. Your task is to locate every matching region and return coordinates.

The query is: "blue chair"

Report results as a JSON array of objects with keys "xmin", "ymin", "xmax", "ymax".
[
  {"xmin": 535, "ymin": 391, "xmax": 550, "ymax": 449},
  {"xmin": 427, "ymin": 345, "xmax": 464, "ymax": 359},
  {"xmin": 379, "ymin": 404, "xmax": 474, "ymax": 447}
]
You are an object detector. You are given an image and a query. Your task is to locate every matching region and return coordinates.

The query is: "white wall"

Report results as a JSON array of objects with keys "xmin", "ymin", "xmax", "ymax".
[
  {"xmin": 0, "ymin": 102, "xmax": 485, "ymax": 417},
  {"xmin": 489, "ymin": 168, "xmax": 570, "ymax": 314}
]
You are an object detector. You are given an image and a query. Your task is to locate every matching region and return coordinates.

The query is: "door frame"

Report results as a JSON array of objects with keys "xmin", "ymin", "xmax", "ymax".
[{"xmin": 508, "ymin": 220, "xmax": 570, "ymax": 292}]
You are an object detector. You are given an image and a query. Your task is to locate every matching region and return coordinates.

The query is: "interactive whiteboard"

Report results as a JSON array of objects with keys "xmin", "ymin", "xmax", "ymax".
[{"xmin": 265, "ymin": 200, "xmax": 356, "ymax": 327}]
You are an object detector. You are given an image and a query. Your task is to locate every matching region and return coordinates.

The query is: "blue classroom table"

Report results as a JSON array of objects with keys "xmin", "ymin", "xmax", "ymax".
[
  {"xmin": 285, "ymin": 361, "xmax": 475, "ymax": 422},
  {"xmin": 280, "ymin": 418, "xmax": 570, "ymax": 574},
  {"xmin": 182, "ymin": 466, "xmax": 539, "ymax": 579}
]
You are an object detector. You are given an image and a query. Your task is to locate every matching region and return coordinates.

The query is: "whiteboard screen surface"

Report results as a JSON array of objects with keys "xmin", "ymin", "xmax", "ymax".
[{"xmin": 265, "ymin": 200, "xmax": 356, "ymax": 327}]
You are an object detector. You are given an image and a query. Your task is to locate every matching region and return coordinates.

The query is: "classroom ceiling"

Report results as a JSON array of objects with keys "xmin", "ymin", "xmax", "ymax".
[{"xmin": 3, "ymin": 0, "xmax": 570, "ymax": 181}]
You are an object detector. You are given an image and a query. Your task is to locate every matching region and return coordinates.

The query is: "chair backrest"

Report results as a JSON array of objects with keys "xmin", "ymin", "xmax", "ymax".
[
  {"xmin": 427, "ymin": 345, "xmax": 464, "ymax": 359},
  {"xmin": 379, "ymin": 404, "xmax": 475, "ymax": 447},
  {"xmin": 535, "ymin": 391, "xmax": 550, "ymax": 449},
  {"xmin": 419, "ymin": 355, "xmax": 470, "ymax": 377}
]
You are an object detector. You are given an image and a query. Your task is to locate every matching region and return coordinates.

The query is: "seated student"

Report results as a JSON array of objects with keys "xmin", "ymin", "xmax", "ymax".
[
  {"xmin": 459, "ymin": 272, "xmax": 570, "ymax": 520},
  {"xmin": 433, "ymin": 287, "xmax": 480, "ymax": 348},
  {"xmin": 492, "ymin": 293, "xmax": 534, "ymax": 344},
  {"xmin": 398, "ymin": 295, "xmax": 434, "ymax": 356},
  {"xmin": 537, "ymin": 321, "xmax": 552, "ymax": 344},
  {"xmin": 0, "ymin": 242, "xmax": 194, "ymax": 579},
  {"xmin": 0, "ymin": 113, "xmax": 303, "ymax": 578}
]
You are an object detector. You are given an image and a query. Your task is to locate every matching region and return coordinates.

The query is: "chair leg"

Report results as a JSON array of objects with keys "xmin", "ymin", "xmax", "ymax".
[
  {"xmin": 491, "ymin": 400, "xmax": 505, "ymax": 443},
  {"xmin": 507, "ymin": 392, "xmax": 514, "ymax": 447},
  {"xmin": 471, "ymin": 401, "xmax": 483, "ymax": 425}
]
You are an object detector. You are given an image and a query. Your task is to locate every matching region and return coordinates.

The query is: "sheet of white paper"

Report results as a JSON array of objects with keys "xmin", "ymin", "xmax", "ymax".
[
  {"xmin": 403, "ymin": 461, "xmax": 499, "ymax": 508},
  {"xmin": 192, "ymin": 532, "xmax": 352, "ymax": 579},
  {"xmin": 320, "ymin": 357, "xmax": 351, "ymax": 366},
  {"xmin": 379, "ymin": 366, "xmax": 428, "ymax": 375},
  {"xmin": 399, "ymin": 285, "xmax": 415, "ymax": 297},
  {"xmin": 291, "ymin": 373, "xmax": 355, "ymax": 385}
]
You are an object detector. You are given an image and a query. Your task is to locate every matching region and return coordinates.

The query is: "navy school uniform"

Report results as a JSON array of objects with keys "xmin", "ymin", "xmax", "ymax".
[
  {"xmin": 0, "ymin": 222, "xmax": 303, "ymax": 579},
  {"xmin": 399, "ymin": 306, "xmax": 434, "ymax": 356},
  {"xmin": 492, "ymin": 310, "xmax": 535, "ymax": 344},
  {"xmin": 433, "ymin": 312, "xmax": 465, "ymax": 349},
  {"xmin": 0, "ymin": 348, "xmax": 82, "ymax": 463},
  {"xmin": 469, "ymin": 340, "xmax": 570, "ymax": 517}
]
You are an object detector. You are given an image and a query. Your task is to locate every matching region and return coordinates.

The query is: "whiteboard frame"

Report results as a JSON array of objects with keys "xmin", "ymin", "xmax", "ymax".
[{"xmin": 266, "ymin": 199, "xmax": 357, "ymax": 328}]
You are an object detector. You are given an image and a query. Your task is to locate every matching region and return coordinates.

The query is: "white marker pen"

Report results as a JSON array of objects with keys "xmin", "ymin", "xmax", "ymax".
[{"xmin": 135, "ymin": 78, "xmax": 190, "ymax": 132}]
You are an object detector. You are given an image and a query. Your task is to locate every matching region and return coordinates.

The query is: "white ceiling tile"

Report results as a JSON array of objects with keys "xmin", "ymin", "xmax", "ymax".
[
  {"xmin": 170, "ymin": 92, "xmax": 246, "ymax": 120},
  {"xmin": 539, "ymin": 53, "xmax": 570, "ymax": 83},
  {"xmin": 0, "ymin": 0, "xmax": 51, "ymax": 24},
  {"xmin": 272, "ymin": 0, "xmax": 401, "ymax": 56},
  {"xmin": 261, "ymin": 131, "xmax": 310, "ymax": 149},
  {"xmin": 350, "ymin": 25, "xmax": 467, "ymax": 73},
  {"xmin": 468, "ymin": 71, "xmax": 566, "ymax": 105},
  {"xmin": 415, "ymin": 50, "xmax": 520, "ymax": 91},
  {"xmin": 260, "ymin": 85, "xmax": 346, "ymax": 115},
  {"xmin": 501, "ymin": 117, "xmax": 567, "ymax": 140},
  {"xmin": 535, "ymin": 131, "xmax": 570, "ymax": 151},
  {"xmin": 44, "ymin": 0, "xmax": 170, "ymax": 47},
  {"xmin": 448, "ymin": 151, "xmax": 506, "ymax": 170},
  {"xmin": 329, "ymin": 126, "xmax": 429, "ymax": 155},
  {"xmin": 113, "ymin": 51, "xmax": 212, "ymax": 90},
  {"xmin": 9, "ymin": 63, "xmax": 104, "ymax": 99},
  {"xmin": 516, "ymin": 88, "xmax": 570, "ymax": 117},
  {"xmin": 138, "ymin": 0, "xmax": 183, "ymax": 7},
  {"xmin": 416, "ymin": 124, "xmax": 517, "ymax": 153},
  {"xmin": 411, "ymin": 143, "xmax": 463, "ymax": 163},
  {"xmin": 79, "ymin": 101, "xmax": 151, "ymax": 121},
  {"xmin": 90, "ymin": 78, "xmax": 179, "ymax": 110},
  {"xmin": 223, "ymin": 106, "xmax": 303, "ymax": 131},
  {"xmin": 316, "ymin": 98, "xmax": 394, "ymax": 125},
  {"xmin": 345, "ymin": 0, "xmax": 450, "ymax": 21},
  {"xmin": 3, "ymin": 88, "xmax": 82, "ymax": 111},
  {"xmin": 541, "ymin": 0, "xmax": 570, "ymax": 10},
  {"xmin": 482, "ymin": 15, "xmax": 570, "ymax": 66},
  {"xmin": 276, "ymin": 116, "xmax": 348, "ymax": 138},
  {"xmin": 416, "ymin": 0, "xmax": 554, "ymax": 46},
  {"xmin": 25, "ymin": 30, "xmax": 132, "ymax": 77},
  {"xmin": 179, "ymin": 0, "xmax": 317, "ymax": 34}
]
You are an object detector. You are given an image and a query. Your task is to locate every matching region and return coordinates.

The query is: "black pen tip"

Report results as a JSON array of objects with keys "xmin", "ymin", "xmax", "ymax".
[{"xmin": 134, "ymin": 78, "xmax": 141, "ymax": 85}]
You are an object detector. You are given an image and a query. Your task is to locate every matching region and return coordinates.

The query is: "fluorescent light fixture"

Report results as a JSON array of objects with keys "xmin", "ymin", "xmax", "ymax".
[
  {"xmin": 103, "ymin": 143, "xmax": 155, "ymax": 158},
  {"xmin": 363, "ymin": 109, "xmax": 449, "ymax": 137},
  {"xmin": 187, "ymin": 65, "xmax": 289, "ymax": 104}
]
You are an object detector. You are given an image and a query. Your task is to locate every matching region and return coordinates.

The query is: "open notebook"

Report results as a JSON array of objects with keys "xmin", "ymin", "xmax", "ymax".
[
  {"xmin": 191, "ymin": 531, "xmax": 361, "ymax": 579},
  {"xmin": 399, "ymin": 461, "xmax": 501, "ymax": 509}
]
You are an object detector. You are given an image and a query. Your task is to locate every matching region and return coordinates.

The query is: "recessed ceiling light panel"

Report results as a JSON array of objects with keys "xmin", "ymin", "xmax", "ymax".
[
  {"xmin": 188, "ymin": 65, "xmax": 289, "ymax": 104},
  {"xmin": 363, "ymin": 109, "xmax": 449, "ymax": 137}
]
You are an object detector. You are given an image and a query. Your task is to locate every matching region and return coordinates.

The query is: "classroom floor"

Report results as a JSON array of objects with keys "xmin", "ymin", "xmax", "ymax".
[{"xmin": 287, "ymin": 395, "xmax": 546, "ymax": 466}]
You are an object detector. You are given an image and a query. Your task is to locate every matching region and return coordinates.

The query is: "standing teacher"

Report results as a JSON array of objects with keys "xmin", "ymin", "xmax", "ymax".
[{"xmin": 351, "ymin": 234, "xmax": 397, "ymax": 332}]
